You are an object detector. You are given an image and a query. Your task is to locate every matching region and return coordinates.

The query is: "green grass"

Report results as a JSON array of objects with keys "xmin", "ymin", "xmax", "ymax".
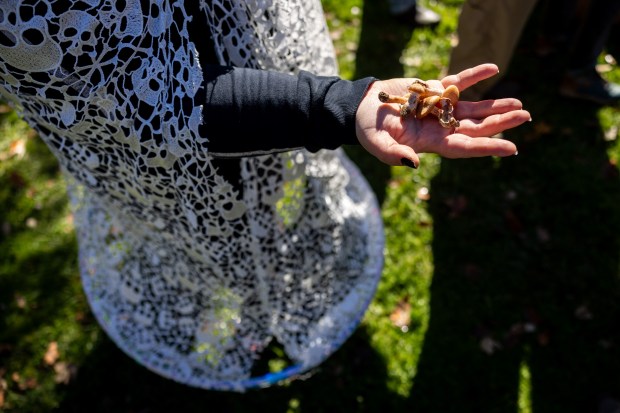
[{"xmin": 2, "ymin": 1, "xmax": 620, "ymax": 412}]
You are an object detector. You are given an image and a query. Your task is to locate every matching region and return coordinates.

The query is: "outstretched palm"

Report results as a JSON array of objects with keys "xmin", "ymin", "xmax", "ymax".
[{"xmin": 355, "ymin": 63, "xmax": 530, "ymax": 167}]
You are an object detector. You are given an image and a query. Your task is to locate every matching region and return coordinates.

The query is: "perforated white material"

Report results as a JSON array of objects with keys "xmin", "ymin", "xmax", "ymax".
[{"xmin": 0, "ymin": 0, "xmax": 384, "ymax": 391}]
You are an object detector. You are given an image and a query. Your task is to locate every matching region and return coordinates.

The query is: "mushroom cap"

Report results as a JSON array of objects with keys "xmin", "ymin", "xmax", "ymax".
[
  {"xmin": 416, "ymin": 95, "xmax": 440, "ymax": 118},
  {"xmin": 378, "ymin": 91, "xmax": 390, "ymax": 102},
  {"xmin": 441, "ymin": 85, "xmax": 460, "ymax": 104},
  {"xmin": 407, "ymin": 82, "xmax": 427, "ymax": 95}
]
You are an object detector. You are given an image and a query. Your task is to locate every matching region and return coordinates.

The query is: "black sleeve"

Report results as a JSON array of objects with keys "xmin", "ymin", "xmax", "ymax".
[{"xmin": 200, "ymin": 65, "xmax": 376, "ymax": 157}]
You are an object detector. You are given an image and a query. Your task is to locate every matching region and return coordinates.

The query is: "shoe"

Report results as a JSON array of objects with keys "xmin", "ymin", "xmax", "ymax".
[
  {"xmin": 392, "ymin": 5, "xmax": 441, "ymax": 28},
  {"xmin": 559, "ymin": 68, "xmax": 620, "ymax": 106}
]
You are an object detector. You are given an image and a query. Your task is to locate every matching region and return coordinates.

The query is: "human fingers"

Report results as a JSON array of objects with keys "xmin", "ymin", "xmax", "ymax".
[
  {"xmin": 455, "ymin": 109, "xmax": 531, "ymax": 138},
  {"xmin": 433, "ymin": 133, "xmax": 518, "ymax": 159},
  {"xmin": 357, "ymin": 127, "xmax": 421, "ymax": 167},
  {"xmin": 454, "ymin": 98, "xmax": 525, "ymax": 119},
  {"xmin": 440, "ymin": 63, "xmax": 500, "ymax": 91}
]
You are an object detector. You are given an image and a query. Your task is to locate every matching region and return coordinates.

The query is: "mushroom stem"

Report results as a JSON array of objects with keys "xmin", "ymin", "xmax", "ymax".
[
  {"xmin": 400, "ymin": 93, "xmax": 420, "ymax": 117},
  {"xmin": 378, "ymin": 91, "xmax": 408, "ymax": 104}
]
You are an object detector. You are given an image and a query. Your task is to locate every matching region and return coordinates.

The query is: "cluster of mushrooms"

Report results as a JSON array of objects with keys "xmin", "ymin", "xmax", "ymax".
[{"xmin": 378, "ymin": 79, "xmax": 460, "ymax": 129}]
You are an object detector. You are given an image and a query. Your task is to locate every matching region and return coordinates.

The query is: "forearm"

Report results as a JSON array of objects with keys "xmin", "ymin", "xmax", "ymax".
[{"xmin": 201, "ymin": 65, "xmax": 376, "ymax": 156}]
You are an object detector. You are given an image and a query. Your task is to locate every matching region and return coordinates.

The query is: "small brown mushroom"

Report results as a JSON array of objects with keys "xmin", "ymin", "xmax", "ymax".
[
  {"xmin": 377, "ymin": 80, "xmax": 461, "ymax": 127},
  {"xmin": 416, "ymin": 95, "xmax": 441, "ymax": 119},
  {"xmin": 438, "ymin": 97, "xmax": 460, "ymax": 128},
  {"xmin": 400, "ymin": 92, "xmax": 421, "ymax": 117},
  {"xmin": 408, "ymin": 79, "xmax": 444, "ymax": 97},
  {"xmin": 378, "ymin": 91, "xmax": 408, "ymax": 105},
  {"xmin": 441, "ymin": 85, "xmax": 460, "ymax": 104}
]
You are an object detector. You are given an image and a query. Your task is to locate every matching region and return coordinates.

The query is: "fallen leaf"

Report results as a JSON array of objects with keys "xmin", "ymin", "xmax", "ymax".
[
  {"xmin": 389, "ymin": 299, "xmax": 411, "ymax": 332},
  {"xmin": 604, "ymin": 125, "xmax": 618, "ymax": 141},
  {"xmin": 14, "ymin": 294, "xmax": 26, "ymax": 309},
  {"xmin": 0, "ymin": 379, "xmax": 3, "ymax": 406},
  {"xmin": 53, "ymin": 362, "xmax": 77, "ymax": 385},
  {"xmin": 596, "ymin": 63, "xmax": 613, "ymax": 73},
  {"xmin": 43, "ymin": 341, "xmax": 59, "ymax": 366},
  {"xmin": 417, "ymin": 220, "xmax": 431, "ymax": 228},
  {"xmin": 450, "ymin": 33, "xmax": 459, "ymax": 47},
  {"xmin": 12, "ymin": 372, "xmax": 37, "ymax": 391},
  {"xmin": 9, "ymin": 139, "xmax": 26, "ymax": 159}
]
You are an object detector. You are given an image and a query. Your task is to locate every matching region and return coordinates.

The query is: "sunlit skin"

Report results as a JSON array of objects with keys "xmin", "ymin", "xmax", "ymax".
[{"xmin": 355, "ymin": 63, "xmax": 531, "ymax": 168}]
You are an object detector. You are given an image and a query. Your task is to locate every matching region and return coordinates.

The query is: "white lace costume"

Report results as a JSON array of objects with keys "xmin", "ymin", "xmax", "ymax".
[{"xmin": 0, "ymin": 0, "xmax": 384, "ymax": 391}]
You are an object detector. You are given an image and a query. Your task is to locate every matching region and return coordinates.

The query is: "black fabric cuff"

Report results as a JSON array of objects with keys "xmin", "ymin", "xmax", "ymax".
[{"xmin": 201, "ymin": 65, "xmax": 376, "ymax": 156}]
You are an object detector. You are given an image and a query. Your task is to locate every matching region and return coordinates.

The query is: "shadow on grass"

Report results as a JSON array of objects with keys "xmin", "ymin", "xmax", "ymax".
[
  {"xmin": 407, "ymin": 10, "xmax": 620, "ymax": 412},
  {"xmin": 343, "ymin": 0, "xmax": 415, "ymax": 205},
  {"xmin": 55, "ymin": 325, "xmax": 405, "ymax": 413}
]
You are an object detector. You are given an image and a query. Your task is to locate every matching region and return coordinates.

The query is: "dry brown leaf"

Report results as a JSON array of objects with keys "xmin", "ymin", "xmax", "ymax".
[
  {"xmin": 604, "ymin": 125, "xmax": 618, "ymax": 141},
  {"xmin": 9, "ymin": 139, "xmax": 26, "ymax": 159},
  {"xmin": 389, "ymin": 299, "xmax": 411, "ymax": 332},
  {"xmin": 53, "ymin": 362, "xmax": 76, "ymax": 385},
  {"xmin": 14, "ymin": 294, "xmax": 26, "ymax": 309},
  {"xmin": 13, "ymin": 373, "xmax": 37, "ymax": 391},
  {"xmin": 43, "ymin": 341, "xmax": 59, "ymax": 366}
]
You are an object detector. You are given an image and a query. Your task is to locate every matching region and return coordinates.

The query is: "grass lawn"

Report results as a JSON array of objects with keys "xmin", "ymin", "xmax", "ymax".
[{"xmin": 2, "ymin": 1, "xmax": 620, "ymax": 412}]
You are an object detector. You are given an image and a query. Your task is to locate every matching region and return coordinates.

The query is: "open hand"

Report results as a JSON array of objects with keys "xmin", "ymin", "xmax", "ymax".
[{"xmin": 355, "ymin": 63, "xmax": 530, "ymax": 168}]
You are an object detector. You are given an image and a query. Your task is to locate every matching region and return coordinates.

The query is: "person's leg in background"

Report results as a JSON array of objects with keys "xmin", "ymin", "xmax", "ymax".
[
  {"xmin": 388, "ymin": 0, "xmax": 441, "ymax": 28},
  {"xmin": 447, "ymin": 0, "xmax": 539, "ymax": 100},
  {"xmin": 558, "ymin": 0, "xmax": 620, "ymax": 105}
]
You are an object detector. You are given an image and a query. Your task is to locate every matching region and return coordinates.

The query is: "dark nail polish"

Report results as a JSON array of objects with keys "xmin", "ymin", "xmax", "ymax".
[{"xmin": 401, "ymin": 158, "xmax": 417, "ymax": 169}]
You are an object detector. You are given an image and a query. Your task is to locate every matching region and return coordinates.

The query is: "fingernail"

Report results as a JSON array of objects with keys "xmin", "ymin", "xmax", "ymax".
[
  {"xmin": 514, "ymin": 150, "xmax": 519, "ymax": 156},
  {"xmin": 401, "ymin": 158, "xmax": 417, "ymax": 169},
  {"xmin": 528, "ymin": 117, "xmax": 533, "ymax": 122}
]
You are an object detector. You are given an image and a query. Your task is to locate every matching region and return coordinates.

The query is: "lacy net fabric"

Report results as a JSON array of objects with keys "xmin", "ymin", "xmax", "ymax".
[{"xmin": 0, "ymin": 0, "xmax": 384, "ymax": 391}]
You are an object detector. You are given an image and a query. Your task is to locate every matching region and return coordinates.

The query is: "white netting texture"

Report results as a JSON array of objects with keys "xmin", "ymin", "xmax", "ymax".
[{"xmin": 0, "ymin": 0, "xmax": 384, "ymax": 391}]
